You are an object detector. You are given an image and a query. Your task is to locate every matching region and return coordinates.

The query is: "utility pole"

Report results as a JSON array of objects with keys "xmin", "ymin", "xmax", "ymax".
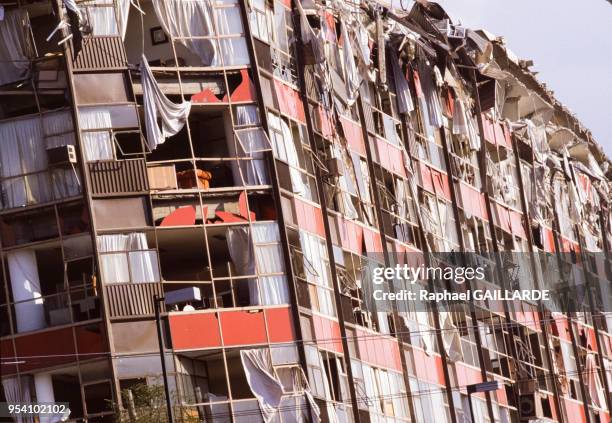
[{"xmin": 153, "ymin": 295, "xmax": 174, "ymax": 423}]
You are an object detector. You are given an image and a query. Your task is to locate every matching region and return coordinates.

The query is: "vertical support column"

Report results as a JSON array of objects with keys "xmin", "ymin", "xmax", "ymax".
[{"xmin": 7, "ymin": 250, "xmax": 45, "ymax": 333}]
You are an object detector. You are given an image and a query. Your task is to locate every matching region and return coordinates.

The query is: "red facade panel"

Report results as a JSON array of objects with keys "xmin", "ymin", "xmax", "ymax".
[
  {"xmin": 340, "ymin": 116, "xmax": 366, "ymax": 156},
  {"xmin": 312, "ymin": 314, "xmax": 343, "ymax": 354},
  {"xmin": 15, "ymin": 328, "xmax": 76, "ymax": 372},
  {"xmin": 274, "ymin": 79, "xmax": 306, "ymax": 123},
  {"xmin": 220, "ymin": 310, "xmax": 267, "ymax": 346},
  {"xmin": 169, "ymin": 312, "xmax": 222, "ymax": 350},
  {"xmin": 265, "ymin": 307, "xmax": 296, "ymax": 343},
  {"xmin": 412, "ymin": 348, "xmax": 446, "ymax": 386},
  {"xmin": 357, "ymin": 328, "xmax": 402, "ymax": 372},
  {"xmin": 294, "ymin": 198, "xmax": 326, "ymax": 237}
]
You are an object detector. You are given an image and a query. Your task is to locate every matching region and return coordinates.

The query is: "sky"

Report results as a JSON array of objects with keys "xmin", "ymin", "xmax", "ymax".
[{"xmin": 430, "ymin": 0, "xmax": 612, "ymax": 157}]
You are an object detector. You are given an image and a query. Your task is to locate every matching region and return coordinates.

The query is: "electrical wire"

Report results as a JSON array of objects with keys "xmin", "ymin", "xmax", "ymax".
[
  {"xmin": 0, "ymin": 313, "xmax": 602, "ymax": 363},
  {"xmin": 158, "ymin": 366, "xmax": 608, "ymax": 420}
]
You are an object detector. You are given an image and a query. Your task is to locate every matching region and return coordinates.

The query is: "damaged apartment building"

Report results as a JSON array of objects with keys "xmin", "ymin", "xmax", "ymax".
[{"xmin": 1, "ymin": 0, "xmax": 612, "ymax": 422}]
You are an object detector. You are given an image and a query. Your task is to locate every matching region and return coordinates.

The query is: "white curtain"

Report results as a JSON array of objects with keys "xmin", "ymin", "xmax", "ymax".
[
  {"xmin": 252, "ymin": 223, "xmax": 289, "ymax": 305},
  {"xmin": 97, "ymin": 233, "xmax": 159, "ymax": 283},
  {"xmin": 78, "ymin": 107, "xmax": 114, "ymax": 161},
  {"xmin": 43, "ymin": 111, "xmax": 80, "ymax": 199},
  {"xmin": 226, "ymin": 224, "xmax": 289, "ymax": 305},
  {"xmin": 2, "ymin": 377, "xmax": 33, "ymax": 423},
  {"xmin": 236, "ymin": 105, "xmax": 260, "ymax": 126},
  {"xmin": 85, "ymin": 4, "xmax": 118, "ymax": 36},
  {"xmin": 0, "ymin": 9, "xmax": 33, "ymax": 86},
  {"xmin": 151, "ymin": 0, "xmax": 217, "ymax": 65},
  {"xmin": 215, "ymin": 3, "xmax": 249, "ymax": 66},
  {"xmin": 141, "ymin": 56, "xmax": 191, "ymax": 151},
  {"xmin": 235, "ymin": 128, "xmax": 270, "ymax": 185},
  {"xmin": 0, "ymin": 115, "xmax": 52, "ymax": 209},
  {"xmin": 240, "ymin": 349, "xmax": 284, "ymax": 423}
]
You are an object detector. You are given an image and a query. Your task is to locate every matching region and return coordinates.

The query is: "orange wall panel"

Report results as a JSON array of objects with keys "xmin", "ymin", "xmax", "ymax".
[
  {"xmin": 169, "ymin": 312, "xmax": 222, "ymax": 350},
  {"xmin": 220, "ymin": 310, "xmax": 267, "ymax": 346},
  {"xmin": 265, "ymin": 307, "xmax": 296, "ymax": 343}
]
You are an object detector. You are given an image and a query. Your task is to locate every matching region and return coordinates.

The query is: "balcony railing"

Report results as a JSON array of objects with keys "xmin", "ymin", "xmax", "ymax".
[{"xmin": 104, "ymin": 282, "xmax": 164, "ymax": 318}]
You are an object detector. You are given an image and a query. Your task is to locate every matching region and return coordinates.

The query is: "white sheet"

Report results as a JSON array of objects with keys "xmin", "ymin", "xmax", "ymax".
[
  {"xmin": 140, "ymin": 55, "xmax": 191, "ymax": 150},
  {"xmin": 240, "ymin": 349, "xmax": 284, "ymax": 422}
]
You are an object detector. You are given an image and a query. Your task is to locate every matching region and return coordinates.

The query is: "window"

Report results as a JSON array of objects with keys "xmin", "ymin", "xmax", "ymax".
[
  {"xmin": 297, "ymin": 231, "xmax": 336, "ymax": 317},
  {"xmin": 97, "ymin": 233, "xmax": 160, "ymax": 284},
  {"xmin": 0, "ymin": 110, "xmax": 81, "ymax": 210},
  {"xmin": 268, "ymin": 112, "xmax": 315, "ymax": 200}
]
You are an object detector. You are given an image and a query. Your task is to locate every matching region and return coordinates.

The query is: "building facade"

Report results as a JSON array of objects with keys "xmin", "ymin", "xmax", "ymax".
[{"xmin": 1, "ymin": 0, "xmax": 611, "ymax": 422}]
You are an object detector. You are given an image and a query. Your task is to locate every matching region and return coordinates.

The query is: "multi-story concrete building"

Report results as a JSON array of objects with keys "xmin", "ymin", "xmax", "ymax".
[{"xmin": 1, "ymin": 0, "xmax": 611, "ymax": 422}]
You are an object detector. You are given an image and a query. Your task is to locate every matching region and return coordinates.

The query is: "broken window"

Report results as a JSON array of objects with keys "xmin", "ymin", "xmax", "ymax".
[
  {"xmin": 419, "ymin": 191, "xmax": 459, "ymax": 252},
  {"xmin": 125, "ymin": 0, "xmax": 250, "ymax": 68},
  {"xmin": 268, "ymin": 111, "xmax": 315, "ymax": 201},
  {"xmin": 352, "ymin": 359, "xmax": 409, "ymax": 420},
  {"xmin": 293, "ymin": 230, "xmax": 336, "ymax": 317}
]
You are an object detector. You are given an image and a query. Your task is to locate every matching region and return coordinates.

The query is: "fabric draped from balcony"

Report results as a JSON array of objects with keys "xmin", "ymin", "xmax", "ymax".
[
  {"xmin": 0, "ymin": 9, "xmax": 33, "ymax": 86},
  {"xmin": 240, "ymin": 349, "xmax": 285, "ymax": 422},
  {"xmin": 226, "ymin": 223, "xmax": 289, "ymax": 306},
  {"xmin": 0, "ymin": 111, "xmax": 80, "ymax": 210},
  {"xmin": 140, "ymin": 55, "xmax": 191, "ymax": 151},
  {"xmin": 391, "ymin": 52, "xmax": 414, "ymax": 115},
  {"xmin": 417, "ymin": 60, "xmax": 444, "ymax": 130},
  {"xmin": 97, "ymin": 232, "xmax": 159, "ymax": 284}
]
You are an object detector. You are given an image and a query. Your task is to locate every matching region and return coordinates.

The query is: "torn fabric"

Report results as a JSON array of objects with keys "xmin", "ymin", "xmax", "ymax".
[
  {"xmin": 140, "ymin": 56, "xmax": 191, "ymax": 151},
  {"xmin": 439, "ymin": 310, "xmax": 462, "ymax": 362},
  {"xmin": 340, "ymin": 22, "xmax": 361, "ymax": 105},
  {"xmin": 417, "ymin": 61, "xmax": 444, "ymax": 129},
  {"xmin": 240, "ymin": 349, "xmax": 285, "ymax": 422},
  {"xmin": 390, "ymin": 53, "xmax": 414, "ymax": 114},
  {"xmin": 585, "ymin": 353, "xmax": 607, "ymax": 409},
  {"xmin": 151, "ymin": 0, "xmax": 216, "ymax": 66},
  {"xmin": 296, "ymin": 0, "xmax": 324, "ymax": 63}
]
